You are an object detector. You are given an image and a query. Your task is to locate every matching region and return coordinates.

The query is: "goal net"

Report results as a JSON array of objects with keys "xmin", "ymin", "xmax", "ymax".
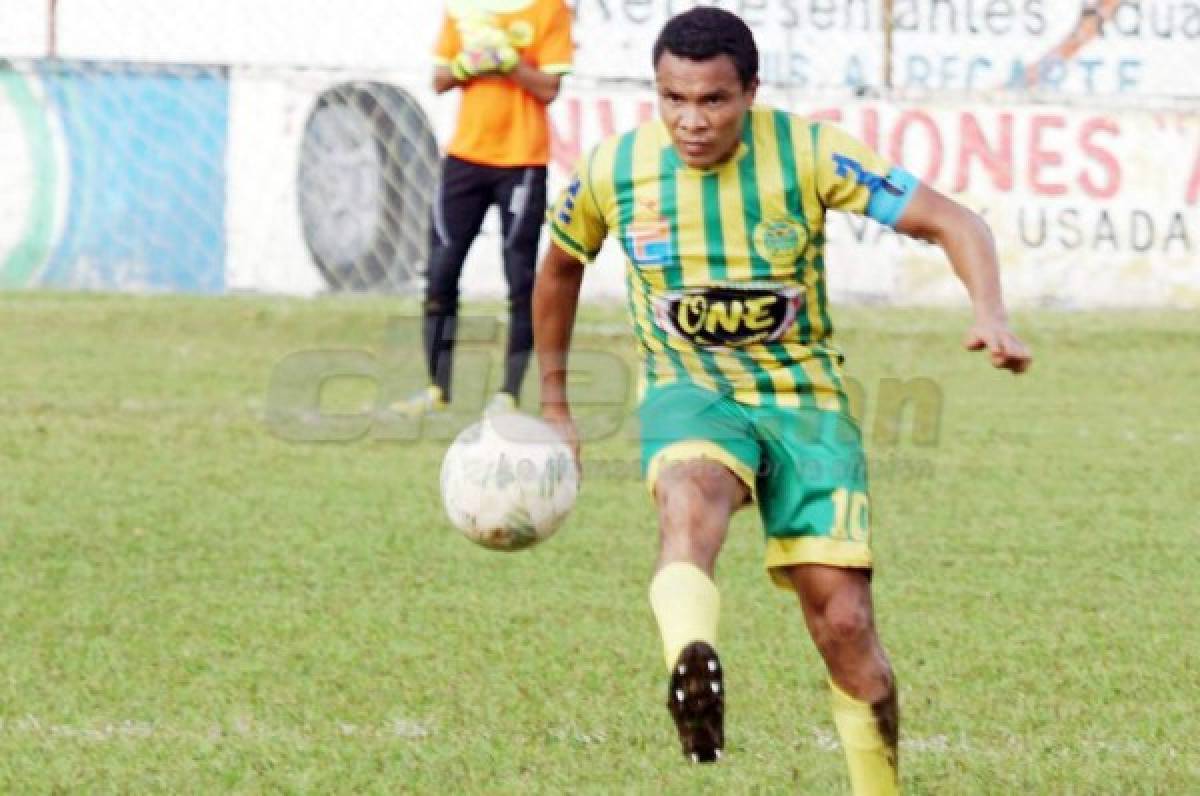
[{"xmin": 2, "ymin": 1, "xmax": 1197, "ymax": 303}]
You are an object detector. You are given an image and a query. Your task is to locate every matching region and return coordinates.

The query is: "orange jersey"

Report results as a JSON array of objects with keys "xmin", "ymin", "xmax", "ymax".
[{"xmin": 435, "ymin": 0, "xmax": 574, "ymax": 167}]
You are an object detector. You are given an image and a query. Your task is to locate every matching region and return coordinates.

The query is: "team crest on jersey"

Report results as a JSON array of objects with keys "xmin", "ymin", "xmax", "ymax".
[
  {"xmin": 652, "ymin": 284, "xmax": 805, "ymax": 348},
  {"xmin": 752, "ymin": 220, "xmax": 808, "ymax": 266},
  {"xmin": 627, "ymin": 220, "xmax": 673, "ymax": 266}
]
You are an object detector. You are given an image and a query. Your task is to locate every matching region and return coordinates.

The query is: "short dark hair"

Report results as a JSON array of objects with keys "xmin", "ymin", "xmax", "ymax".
[{"xmin": 652, "ymin": 8, "xmax": 759, "ymax": 88}]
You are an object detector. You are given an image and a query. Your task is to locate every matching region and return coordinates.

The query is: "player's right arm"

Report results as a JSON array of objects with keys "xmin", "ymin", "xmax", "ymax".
[
  {"xmin": 533, "ymin": 243, "xmax": 585, "ymax": 463},
  {"xmin": 534, "ymin": 154, "xmax": 610, "ymax": 467},
  {"xmin": 432, "ymin": 12, "xmax": 465, "ymax": 93},
  {"xmin": 432, "ymin": 66, "xmax": 465, "ymax": 94}
]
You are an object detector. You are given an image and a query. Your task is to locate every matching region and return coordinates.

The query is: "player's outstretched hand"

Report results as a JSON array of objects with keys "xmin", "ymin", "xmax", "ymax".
[
  {"xmin": 963, "ymin": 321, "xmax": 1033, "ymax": 374},
  {"xmin": 542, "ymin": 406, "xmax": 582, "ymax": 478}
]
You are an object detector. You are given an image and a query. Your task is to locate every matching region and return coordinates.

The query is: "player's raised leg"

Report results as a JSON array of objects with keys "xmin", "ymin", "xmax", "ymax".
[
  {"xmin": 650, "ymin": 458, "xmax": 750, "ymax": 762},
  {"xmin": 785, "ymin": 564, "xmax": 899, "ymax": 796},
  {"xmin": 638, "ymin": 383, "xmax": 758, "ymax": 762}
]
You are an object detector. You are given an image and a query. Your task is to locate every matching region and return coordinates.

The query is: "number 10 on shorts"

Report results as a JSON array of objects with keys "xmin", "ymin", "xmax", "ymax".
[{"xmin": 830, "ymin": 488, "xmax": 870, "ymax": 543}]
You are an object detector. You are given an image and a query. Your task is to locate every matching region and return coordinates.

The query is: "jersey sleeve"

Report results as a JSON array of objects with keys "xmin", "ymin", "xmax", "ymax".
[
  {"xmin": 533, "ymin": 0, "xmax": 574, "ymax": 76},
  {"xmin": 547, "ymin": 151, "xmax": 607, "ymax": 264},
  {"xmin": 815, "ymin": 123, "xmax": 918, "ymax": 227},
  {"xmin": 433, "ymin": 12, "xmax": 460, "ymax": 66}
]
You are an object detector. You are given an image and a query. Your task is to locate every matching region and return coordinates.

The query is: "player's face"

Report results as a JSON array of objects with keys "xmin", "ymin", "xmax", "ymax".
[{"xmin": 655, "ymin": 52, "xmax": 758, "ymax": 169}]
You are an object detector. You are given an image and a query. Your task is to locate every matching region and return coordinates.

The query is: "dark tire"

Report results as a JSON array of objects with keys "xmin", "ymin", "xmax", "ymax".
[{"xmin": 297, "ymin": 81, "xmax": 438, "ymax": 293}]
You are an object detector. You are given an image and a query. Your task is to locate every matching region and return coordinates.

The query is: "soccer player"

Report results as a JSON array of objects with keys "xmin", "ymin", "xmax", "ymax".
[
  {"xmin": 395, "ymin": 0, "xmax": 573, "ymax": 417},
  {"xmin": 533, "ymin": 7, "xmax": 1031, "ymax": 793}
]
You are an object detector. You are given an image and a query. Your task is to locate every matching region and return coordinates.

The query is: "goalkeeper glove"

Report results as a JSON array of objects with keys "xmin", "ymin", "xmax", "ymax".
[
  {"xmin": 449, "ymin": 42, "xmax": 519, "ymax": 80},
  {"xmin": 450, "ymin": 11, "xmax": 519, "ymax": 80}
]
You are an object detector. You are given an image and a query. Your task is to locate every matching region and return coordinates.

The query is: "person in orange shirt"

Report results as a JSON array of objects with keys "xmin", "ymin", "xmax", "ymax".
[{"xmin": 397, "ymin": 0, "xmax": 573, "ymax": 416}]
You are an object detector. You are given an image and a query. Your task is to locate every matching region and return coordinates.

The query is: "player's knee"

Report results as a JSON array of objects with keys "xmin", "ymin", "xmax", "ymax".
[
  {"xmin": 816, "ymin": 597, "xmax": 874, "ymax": 650},
  {"xmin": 656, "ymin": 461, "xmax": 741, "ymax": 520},
  {"xmin": 655, "ymin": 463, "xmax": 740, "ymax": 550},
  {"xmin": 657, "ymin": 478, "xmax": 714, "ymax": 532}
]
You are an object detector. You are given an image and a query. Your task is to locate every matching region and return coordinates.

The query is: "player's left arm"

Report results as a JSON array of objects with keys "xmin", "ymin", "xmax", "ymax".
[
  {"xmin": 507, "ymin": 63, "xmax": 563, "ymax": 104},
  {"xmin": 510, "ymin": 0, "xmax": 574, "ymax": 105},
  {"xmin": 815, "ymin": 121, "xmax": 1031, "ymax": 375},
  {"xmin": 894, "ymin": 186, "xmax": 1032, "ymax": 374}
]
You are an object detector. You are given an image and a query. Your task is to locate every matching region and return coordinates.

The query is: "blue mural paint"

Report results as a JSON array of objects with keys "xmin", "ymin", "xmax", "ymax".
[
  {"xmin": 37, "ymin": 61, "xmax": 229, "ymax": 293},
  {"xmin": 0, "ymin": 63, "xmax": 59, "ymax": 288}
]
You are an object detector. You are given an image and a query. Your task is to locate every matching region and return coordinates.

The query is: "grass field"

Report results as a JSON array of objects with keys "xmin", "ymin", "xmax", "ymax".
[{"xmin": 1, "ymin": 293, "xmax": 1197, "ymax": 793}]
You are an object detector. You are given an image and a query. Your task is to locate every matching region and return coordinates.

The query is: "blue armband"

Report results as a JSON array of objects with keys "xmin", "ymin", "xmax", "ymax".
[{"xmin": 865, "ymin": 167, "xmax": 919, "ymax": 228}]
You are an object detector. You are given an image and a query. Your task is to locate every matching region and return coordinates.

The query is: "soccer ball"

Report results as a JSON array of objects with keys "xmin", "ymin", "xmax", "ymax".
[{"xmin": 440, "ymin": 412, "xmax": 579, "ymax": 551}]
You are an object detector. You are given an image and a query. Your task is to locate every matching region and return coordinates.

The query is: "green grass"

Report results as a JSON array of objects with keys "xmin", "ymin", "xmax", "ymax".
[{"xmin": 1, "ymin": 293, "xmax": 1197, "ymax": 793}]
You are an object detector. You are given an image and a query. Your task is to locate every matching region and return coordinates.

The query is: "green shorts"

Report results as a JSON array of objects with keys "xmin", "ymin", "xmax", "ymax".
[{"xmin": 638, "ymin": 381, "xmax": 872, "ymax": 590}]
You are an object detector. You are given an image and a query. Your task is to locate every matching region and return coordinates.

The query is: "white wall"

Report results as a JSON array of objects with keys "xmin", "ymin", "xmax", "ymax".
[
  {"xmin": 4, "ymin": 1, "xmax": 1199, "ymax": 305},
  {"xmin": 221, "ymin": 70, "xmax": 1200, "ymax": 307},
  {"xmin": 0, "ymin": 2, "xmax": 48, "ymax": 58},
  {"xmin": 53, "ymin": 0, "xmax": 439, "ymax": 75},
  {"xmin": 29, "ymin": 1, "xmax": 1200, "ymax": 98},
  {"xmin": 891, "ymin": 2, "xmax": 1200, "ymax": 98}
]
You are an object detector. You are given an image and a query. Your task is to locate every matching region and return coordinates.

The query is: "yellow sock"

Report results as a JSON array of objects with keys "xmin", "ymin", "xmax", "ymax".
[
  {"xmin": 648, "ymin": 562, "xmax": 720, "ymax": 671},
  {"xmin": 830, "ymin": 679, "xmax": 900, "ymax": 796}
]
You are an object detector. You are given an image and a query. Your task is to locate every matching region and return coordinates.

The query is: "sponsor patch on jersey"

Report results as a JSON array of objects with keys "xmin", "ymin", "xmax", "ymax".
[
  {"xmin": 831, "ymin": 154, "xmax": 906, "ymax": 196},
  {"xmin": 652, "ymin": 284, "xmax": 805, "ymax": 348},
  {"xmin": 752, "ymin": 219, "xmax": 809, "ymax": 266},
  {"xmin": 627, "ymin": 220, "xmax": 673, "ymax": 266},
  {"xmin": 556, "ymin": 174, "xmax": 583, "ymax": 225}
]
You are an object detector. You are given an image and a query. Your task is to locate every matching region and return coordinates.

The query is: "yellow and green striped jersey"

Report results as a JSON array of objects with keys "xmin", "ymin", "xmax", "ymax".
[{"xmin": 548, "ymin": 106, "xmax": 917, "ymax": 410}]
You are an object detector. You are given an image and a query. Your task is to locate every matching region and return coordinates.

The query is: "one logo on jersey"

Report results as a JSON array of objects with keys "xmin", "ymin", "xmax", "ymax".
[
  {"xmin": 628, "ymin": 220, "xmax": 673, "ymax": 266},
  {"xmin": 832, "ymin": 154, "xmax": 906, "ymax": 197},
  {"xmin": 752, "ymin": 219, "xmax": 809, "ymax": 266},
  {"xmin": 652, "ymin": 285, "xmax": 804, "ymax": 348},
  {"xmin": 556, "ymin": 175, "xmax": 583, "ymax": 225}
]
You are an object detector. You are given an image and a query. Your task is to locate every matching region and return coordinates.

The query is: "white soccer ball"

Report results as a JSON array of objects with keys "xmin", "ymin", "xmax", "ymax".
[{"xmin": 440, "ymin": 412, "xmax": 579, "ymax": 551}]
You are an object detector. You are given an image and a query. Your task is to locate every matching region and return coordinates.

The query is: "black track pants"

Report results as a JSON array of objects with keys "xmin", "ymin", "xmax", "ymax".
[{"xmin": 422, "ymin": 155, "xmax": 547, "ymax": 402}]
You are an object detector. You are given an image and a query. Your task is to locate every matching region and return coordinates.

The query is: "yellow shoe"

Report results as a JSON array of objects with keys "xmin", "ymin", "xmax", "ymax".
[{"xmin": 391, "ymin": 385, "xmax": 447, "ymax": 418}]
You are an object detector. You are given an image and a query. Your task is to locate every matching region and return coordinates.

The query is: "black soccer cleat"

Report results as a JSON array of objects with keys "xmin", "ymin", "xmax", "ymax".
[{"xmin": 667, "ymin": 641, "xmax": 725, "ymax": 763}]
